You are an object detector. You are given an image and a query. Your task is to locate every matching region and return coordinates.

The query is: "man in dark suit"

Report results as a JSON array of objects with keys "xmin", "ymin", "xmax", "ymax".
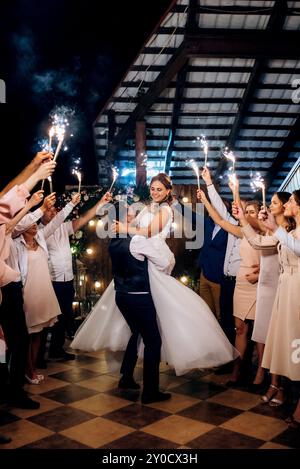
[
  {"xmin": 109, "ymin": 203, "xmax": 172, "ymax": 404},
  {"xmin": 198, "ymin": 215, "xmax": 228, "ymax": 321}
]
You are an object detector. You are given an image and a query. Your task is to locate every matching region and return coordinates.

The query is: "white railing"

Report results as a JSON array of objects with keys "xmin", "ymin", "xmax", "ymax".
[{"xmin": 278, "ymin": 157, "xmax": 300, "ymax": 193}]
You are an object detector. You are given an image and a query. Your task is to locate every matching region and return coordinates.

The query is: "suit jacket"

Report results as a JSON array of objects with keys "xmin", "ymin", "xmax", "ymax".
[{"xmin": 198, "ymin": 216, "xmax": 228, "ymax": 284}]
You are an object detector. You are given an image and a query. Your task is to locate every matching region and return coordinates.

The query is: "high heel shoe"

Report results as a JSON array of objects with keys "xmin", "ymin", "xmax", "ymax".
[
  {"xmin": 285, "ymin": 415, "xmax": 300, "ymax": 429},
  {"xmin": 261, "ymin": 384, "xmax": 279, "ymax": 403},
  {"xmin": 269, "ymin": 387, "xmax": 285, "ymax": 407},
  {"xmin": 25, "ymin": 375, "xmax": 40, "ymax": 385}
]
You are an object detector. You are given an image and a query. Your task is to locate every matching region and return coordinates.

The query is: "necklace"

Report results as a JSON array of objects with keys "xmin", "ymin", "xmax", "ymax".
[{"xmin": 26, "ymin": 239, "xmax": 38, "ymax": 250}]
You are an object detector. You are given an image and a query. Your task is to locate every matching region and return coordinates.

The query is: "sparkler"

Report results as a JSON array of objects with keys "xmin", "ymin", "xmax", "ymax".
[
  {"xmin": 48, "ymin": 176, "xmax": 53, "ymax": 193},
  {"xmin": 201, "ymin": 136, "xmax": 208, "ymax": 167},
  {"xmin": 229, "ymin": 173, "xmax": 238, "ymax": 203},
  {"xmin": 190, "ymin": 160, "xmax": 200, "ymax": 191},
  {"xmin": 251, "ymin": 173, "xmax": 266, "ymax": 208},
  {"xmin": 223, "ymin": 148, "xmax": 236, "ymax": 173},
  {"xmin": 53, "ymin": 126, "xmax": 65, "ymax": 162},
  {"xmin": 73, "ymin": 170, "xmax": 82, "ymax": 193},
  {"xmin": 108, "ymin": 167, "xmax": 118, "ymax": 193},
  {"xmin": 48, "ymin": 127, "xmax": 55, "ymax": 151}
]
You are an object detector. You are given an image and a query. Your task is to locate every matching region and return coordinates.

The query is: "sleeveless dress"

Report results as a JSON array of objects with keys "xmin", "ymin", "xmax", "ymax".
[
  {"xmin": 262, "ymin": 237, "xmax": 300, "ymax": 381},
  {"xmin": 233, "ymin": 237, "xmax": 261, "ymax": 321},
  {"xmin": 71, "ymin": 205, "xmax": 239, "ymax": 375},
  {"xmin": 23, "ymin": 247, "xmax": 61, "ymax": 334}
]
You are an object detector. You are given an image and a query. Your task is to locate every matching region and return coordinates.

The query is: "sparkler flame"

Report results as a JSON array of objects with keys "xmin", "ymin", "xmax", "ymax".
[
  {"xmin": 72, "ymin": 169, "xmax": 82, "ymax": 193},
  {"xmin": 108, "ymin": 167, "xmax": 119, "ymax": 193},
  {"xmin": 250, "ymin": 173, "xmax": 266, "ymax": 207},
  {"xmin": 201, "ymin": 135, "xmax": 208, "ymax": 167},
  {"xmin": 190, "ymin": 160, "xmax": 200, "ymax": 190}
]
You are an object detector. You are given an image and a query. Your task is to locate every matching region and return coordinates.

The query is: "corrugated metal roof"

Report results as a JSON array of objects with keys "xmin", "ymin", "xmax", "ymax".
[{"xmin": 94, "ymin": 0, "xmax": 300, "ymax": 196}]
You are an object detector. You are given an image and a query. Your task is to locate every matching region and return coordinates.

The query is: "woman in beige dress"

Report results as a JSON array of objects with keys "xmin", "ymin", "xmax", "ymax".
[
  {"xmin": 14, "ymin": 194, "xmax": 80, "ymax": 384},
  {"xmin": 233, "ymin": 192, "xmax": 293, "ymax": 394},
  {"xmin": 249, "ymin": 191, "xmax": 300, "ymax": 426},
  {"xmin": 197, "ymin": 187, "xmax": 261, "ymax": 386}
]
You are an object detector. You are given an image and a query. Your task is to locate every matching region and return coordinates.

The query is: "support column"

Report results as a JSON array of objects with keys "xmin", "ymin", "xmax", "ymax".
[{"xmin": 135, "ymin": 121, "xmax": 147, "ymax": 187}]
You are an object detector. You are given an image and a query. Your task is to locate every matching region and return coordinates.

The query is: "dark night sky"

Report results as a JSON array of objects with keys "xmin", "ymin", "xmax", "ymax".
[{"xmin": 0, "ymin": 0, "xmax": 173, "ymax": 191}]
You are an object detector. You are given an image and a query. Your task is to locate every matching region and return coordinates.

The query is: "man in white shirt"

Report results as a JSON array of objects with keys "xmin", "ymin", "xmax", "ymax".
[
  {"xmin": 39, "ymin": 191, "xmax": 112, "ymax": 363},
  {"xmin": 201, "ymin": 167, "xmax": 242, "ymax": 353}
]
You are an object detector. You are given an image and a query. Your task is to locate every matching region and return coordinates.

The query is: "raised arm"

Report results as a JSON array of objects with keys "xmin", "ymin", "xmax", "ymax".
[
  {"xmin": 12, "ymin": 192, "xmax": 56, "ymax": 237},
  {"xmin": 201, "ymin": 167, "xmax": 233, "ymax": 222},
  {"xmin": 113, "ymin": 206, "xmax": 171, "ymax": 238},
  {"xmin": 23, "ymin": 160, "xmax": 56, "ymax": 192},
  {"xmin": 274, "ymin": 227, "xmax": 300, "ymax": 257},
  {"xmin": 5, "ymin": 190, "xmax": 45, "ymax": 235},
  {"xmin": 72, "ymin": 192, "xmax": 112, "ymax": 232},
  {"xmin": 0, "ymin": 151, "xmax": 54, "ymax": 198},
  {"xmin": 42, "ymin": 194, "xmax": 81, "ymax": 239},
  {"xmin": 197, "ymin": 189, "xmax": 243, "ymax": 238},
  {"xmin": 241, "ymin": 223, "xmax": 278, "ymax": 250}
]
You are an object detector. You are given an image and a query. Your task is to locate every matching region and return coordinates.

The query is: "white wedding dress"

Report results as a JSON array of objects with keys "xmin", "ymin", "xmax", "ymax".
[{"xmin": 71, "ymin": 205, "xmax": 239, "ymax": 375}]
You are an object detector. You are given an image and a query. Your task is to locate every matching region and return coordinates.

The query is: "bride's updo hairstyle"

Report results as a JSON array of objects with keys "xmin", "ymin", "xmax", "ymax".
[{"xmin": 150, "ymin": 173, "xmax": 173, "ymax": 205}]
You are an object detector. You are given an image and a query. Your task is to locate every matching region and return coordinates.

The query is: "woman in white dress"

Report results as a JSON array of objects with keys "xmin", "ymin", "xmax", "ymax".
[{"xmin": 71, "ymin": 174, "xmax": 238, "ymax": 376}]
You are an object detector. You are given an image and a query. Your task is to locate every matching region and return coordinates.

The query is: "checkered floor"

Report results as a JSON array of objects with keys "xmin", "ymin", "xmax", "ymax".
[{"xmin": 0, "ymin": 349, "xmax": 299, "ymax": 449}]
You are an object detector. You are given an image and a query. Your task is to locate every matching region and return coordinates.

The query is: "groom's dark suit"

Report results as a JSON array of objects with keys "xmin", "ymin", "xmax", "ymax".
[{"xmin": 109, "ymin": 236, "xmax": 162, "ymax": 396}]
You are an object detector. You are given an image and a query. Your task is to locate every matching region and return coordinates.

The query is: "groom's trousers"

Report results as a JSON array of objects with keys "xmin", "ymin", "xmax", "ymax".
[{"xmin": 115, "ymin": 292, "xmax": 161, "ymax": 395}]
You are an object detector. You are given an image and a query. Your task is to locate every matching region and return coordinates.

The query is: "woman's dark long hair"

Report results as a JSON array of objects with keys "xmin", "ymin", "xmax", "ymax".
[
  {"xmin": 150, "ymin": 173, "xmax": 173, "ymax": 205},
  {"xmin": 275, "ymin": 191, "xmax": 295, "ymax": 232}
]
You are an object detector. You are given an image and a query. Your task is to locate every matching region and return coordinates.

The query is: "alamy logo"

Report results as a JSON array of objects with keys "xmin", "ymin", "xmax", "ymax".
[
  {"xmin": 291, "ymin": 338, "xmax": 300, "ymax": 364},
  {"xmin": 291, "ymin": 79, "xmax": 300, "ymax": 104},
  {"xmin": 0, "ymin": 79, "xmax": 6, "ymax": 103}
]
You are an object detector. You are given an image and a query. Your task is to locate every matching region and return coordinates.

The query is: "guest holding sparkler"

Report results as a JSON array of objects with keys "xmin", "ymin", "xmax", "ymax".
[
  {"xmin": 0, "ymin": 154, "xmax": 56, "ymax": 410},
  {"xmin": 233, "ymin": 193, "xmax": 298, "ymax": 405},
  {"xmin": 197, "ymin": 181, "xmax": 262, "ymax": 386},
  {"xmin": 240, "ymin": 191, "xmax": 300, "ymax": 426},
  {"xmin": 0, "ymin": 151, "xmax": 55, "ymax": 199},
  {"xmin": 37, "ymin": 190, "xmax": 112, "ymax": 366},
  {"xmin": 201, "ymin": 167, "xmax": 242, "ymax": 351},
  {"xmin": 13, "ymin": 193, "xmax": 81, "ymax": 384}
]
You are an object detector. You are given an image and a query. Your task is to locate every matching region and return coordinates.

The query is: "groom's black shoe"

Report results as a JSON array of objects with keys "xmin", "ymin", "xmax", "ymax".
[
  {"xmin": 118, "ymin": 376, "xmax": 140, "ymax": 390},
  {"xmin": 141, "ymin": 391, "xmax": 171, "ymax": 404}
]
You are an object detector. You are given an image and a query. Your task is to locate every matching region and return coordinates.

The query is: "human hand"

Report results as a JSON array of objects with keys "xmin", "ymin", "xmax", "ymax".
[
  {"xmin": 100, "ymin": 192, "xmax": 113, "ymax": 204},
  {"xmin": 71, "ymin": 193, "xmax": 81, "ymax": 206},
  {"xmin": 251, "ymin": 264, "xmax": 260, "ymax": 275},
  {"xmin": 35, "ymin": 161, "xmax": 56, "ymax": 181},
  {"xmin": 201, "ymin": 167, "xmax": 212, "ymax": 185},
  {"xmin": 196, "ymin": 189, "xmax": 207, "ymax": 203},
  {"xmin": 42, "ymin": 193, "xmax": 56, "ymax": 210},
  {"xmin": 32, "ymin": 151, "xmax": 53, "ymax": 167},
  {"xmin": 28, "ymin": 190, "xmax": 44, "ymax": 208},
  {"xmin": 112, "ymin": 220, "xmax": 127, "ymax": 234},
  {"xmin": 232, "ymin": 202, "xmax": 244, "ymax": 220},
  {"xmin": 258, "ymin": 209, "xmax": 278, "ymax": 232},
  {"xmin": 245, "ymin": 271, "xmax": 259, "ymax": 284}
]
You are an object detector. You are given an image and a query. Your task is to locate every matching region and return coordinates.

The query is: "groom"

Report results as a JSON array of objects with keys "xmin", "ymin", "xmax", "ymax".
[{"xmin": 109, "ymin": 202, "xmax": 172, "ymax": 404}]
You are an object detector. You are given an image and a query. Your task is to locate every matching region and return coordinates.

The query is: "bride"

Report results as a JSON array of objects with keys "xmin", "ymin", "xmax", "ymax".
[{"xmin": 71, "ymin": 173, "xmax": 238, "ymax": 375}]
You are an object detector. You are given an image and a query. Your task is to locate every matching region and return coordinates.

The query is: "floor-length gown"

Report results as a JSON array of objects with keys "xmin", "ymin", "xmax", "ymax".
[
  {"xmin": 71, "ymin": 205, "xmax": 239, "ymax": 375},
  {"xmin": 241, "ymin": 223, "xmax": 279, "ymax": 344},
  {"xmin": 262, "ymin": 237, "xmax": 300, "ymax": 381},
  {"xmin": 233, "ymin": 236, "xmax": 261, "ymax": 321}
]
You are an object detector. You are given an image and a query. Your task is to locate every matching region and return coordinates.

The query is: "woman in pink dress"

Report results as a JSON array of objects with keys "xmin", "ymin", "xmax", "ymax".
[{"xmin": 14, "ymin": 194, "xmax": 80, "ymax": 383}]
